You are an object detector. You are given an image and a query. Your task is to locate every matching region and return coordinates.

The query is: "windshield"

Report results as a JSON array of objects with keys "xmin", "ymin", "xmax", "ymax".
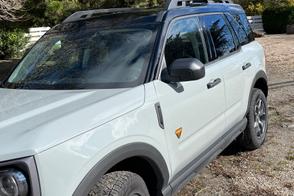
[{"xmin": 6, "ymin": 25, "xmax": 158, "ymax": 89}]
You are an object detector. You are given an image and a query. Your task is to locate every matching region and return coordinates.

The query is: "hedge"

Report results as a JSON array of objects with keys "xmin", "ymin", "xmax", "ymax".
[
  {"xmin": 262, "ymin": 6, "xmax": 294, "ymax": 34},
  {"xmin": 0, "ymin": 29, "xmax": 28, "ymax": 59}
]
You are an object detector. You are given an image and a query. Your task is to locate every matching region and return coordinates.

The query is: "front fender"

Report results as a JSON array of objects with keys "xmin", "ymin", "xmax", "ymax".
[{"xmin": 73, "ymin": 142, "xmax": 170, "ymax": 196}]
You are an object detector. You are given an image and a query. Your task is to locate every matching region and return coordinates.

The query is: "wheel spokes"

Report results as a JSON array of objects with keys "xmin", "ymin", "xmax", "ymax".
[{"xmin": 254, "ymin": 97, "xmax": 267, "ymax": 138}]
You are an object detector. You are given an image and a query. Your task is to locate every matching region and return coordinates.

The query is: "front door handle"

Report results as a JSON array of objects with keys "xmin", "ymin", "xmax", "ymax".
[
  {"xmin": 242, "ymin": 63, "xmax": 252, "ymax": 70},
  {"xmin": 207, "ymin": 78, "xmax": 221, "ymax": 89}
]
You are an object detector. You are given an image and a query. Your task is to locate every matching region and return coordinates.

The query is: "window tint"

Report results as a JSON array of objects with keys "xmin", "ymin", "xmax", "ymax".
[
  {"xmin": 165, "ymin": 17, "xmax": 206, "ymax": 67},
  {"xmin": 225, "ymin": 13, "xmax": 249, "ymax": 45},
  {"xmin": 233, "ymin": 14, "xmax": 255, "ymax": 42},
  {"xmin": 199, "ymin": 14, "xmax": 236, "ymax": 59}
]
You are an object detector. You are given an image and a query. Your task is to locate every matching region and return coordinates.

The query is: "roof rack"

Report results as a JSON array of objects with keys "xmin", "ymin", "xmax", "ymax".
[
  {"xmin": 166, "ymin": 0, "xmax": 234, "ymax": 10},
  {"xmin": 64, "ymin": 0, "xmax": 235, "ymax": 23},
  {"xmin": 63, "ymin": 8, "xmax": 140, "ymax": 23}
]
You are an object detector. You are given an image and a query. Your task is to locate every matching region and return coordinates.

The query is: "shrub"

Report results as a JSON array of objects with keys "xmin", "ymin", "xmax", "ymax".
[
  {"xmin": 247, "ymin": 2, "xmax": 265, "ymax": 15},
  {"xmin": 0, "ymin": 29, "xmax": 28, "ymax": 59},
  {"xmin": 264, "ymin": 0, "xmax": 294, "ymax": 8},
  {"xmin": 289, "ymin": 10, "xmax": 294, "ymax": 24},
  {"xmin": 262, "ymin": 6, "xmax": 294, "ymax": 34}
]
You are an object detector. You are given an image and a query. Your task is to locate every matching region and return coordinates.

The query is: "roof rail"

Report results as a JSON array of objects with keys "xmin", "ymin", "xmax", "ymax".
[
  {"xmin": 63, "ymin": 8, "xmax": 139, "ymax": 23},
  {"xmin": 166, "ymin": 0, "xmax": 234, "ymax": 10}
]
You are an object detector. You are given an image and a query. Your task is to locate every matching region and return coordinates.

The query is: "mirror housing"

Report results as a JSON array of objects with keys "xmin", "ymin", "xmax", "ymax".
[{"xmin": 162, "ymin": 58, "xmax": 205, "ymax": 83}]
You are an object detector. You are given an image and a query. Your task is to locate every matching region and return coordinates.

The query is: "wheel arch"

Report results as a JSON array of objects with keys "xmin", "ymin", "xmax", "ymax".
[
  {"xmin": 246, "ymin": 70, "xmax": 268, "ymax": 114},
  {"xmin": 73, "ymin": 142, "xmax": 170, "ymax": 196}
]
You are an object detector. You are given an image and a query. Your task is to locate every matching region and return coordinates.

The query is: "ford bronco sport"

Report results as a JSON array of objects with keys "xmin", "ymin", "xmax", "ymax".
[{"xmin": 0, "ymin": 0, "xmax": 268, "ymax": 195}]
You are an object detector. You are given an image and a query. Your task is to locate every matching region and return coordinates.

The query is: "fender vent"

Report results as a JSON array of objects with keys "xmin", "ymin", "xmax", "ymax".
[{"xmin": 155, "ymin": 103, "xmax": 165, "ymax": 129}]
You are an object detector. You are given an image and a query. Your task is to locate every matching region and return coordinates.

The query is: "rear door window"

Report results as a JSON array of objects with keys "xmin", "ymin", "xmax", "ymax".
[{"xmin": 199, "ymin": 14, "xmax": 237, "ymax": 60}]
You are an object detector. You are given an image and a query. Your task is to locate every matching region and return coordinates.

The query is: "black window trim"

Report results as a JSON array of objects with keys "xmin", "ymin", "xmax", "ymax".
[
  {"xmin": 224, "ymin": 12, "xmax": 250, "ymax": 46},
  {"xmin": 157, "ymin": 11, "xmax": 250, "ymax": 80},
  {"xmin": 233, "ymin": 13, "xmax": 255, "ymax": 44},
  {"xmin": 222, "ymin": 13, "xmax": 241, "ymax": 50},
  {"xmin": 197, "ymin": 12, "xmax": 242, "ymax": 66},
  {"xmin": 157, "ymin": 14, "xmax": 210, "ymax": 80}
]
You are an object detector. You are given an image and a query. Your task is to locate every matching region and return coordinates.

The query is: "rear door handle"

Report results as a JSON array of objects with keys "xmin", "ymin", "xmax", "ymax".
[
  {"xmin": 207, "ymin": 78, "xmax": 221, "ymax": 89},
  {"xmin": 242, "ymin": 63, "xmax": 252, "ymax": 70}
]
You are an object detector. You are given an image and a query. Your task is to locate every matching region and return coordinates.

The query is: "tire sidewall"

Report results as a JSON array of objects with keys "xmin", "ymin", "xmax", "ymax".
[
  {"xmin": 123, "ymin": 174, "xmax": 149, "ymax": 196},
  {"xmin": 248, "ymin": 89, "xmax": 268, "ymax": 147}
]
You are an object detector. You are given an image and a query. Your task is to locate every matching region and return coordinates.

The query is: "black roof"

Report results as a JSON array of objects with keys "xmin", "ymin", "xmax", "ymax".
[
  {"xmin": 165, "ymin": 3, "xmax": 244, "ymax": 21},
  {"xmin": 63, "ymin": 3, "xmax": 244, "ymax": 25},
  {"xmin": 47, "ymin": 3, "xmax": 245, "ymax": 33}
]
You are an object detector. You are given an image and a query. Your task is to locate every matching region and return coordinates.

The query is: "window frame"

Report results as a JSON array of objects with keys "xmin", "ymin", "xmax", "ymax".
[
  {"xmin": 158, "ymin": 14, "xmax": 209, "ymax": 80},
  {"xmin": 225, "ymin": 12, "xmax": 251, "ymax": 46},
  {"xmin": 198, "ymin": 13, "xmax": 241, "ymax": 63},
  {"xmin": 233, "ymin": 13, "xmax": 255, "ymax": 43},
  {"xmin": 157, "ymin": 12, "xmax": 246, "ymax": 80},
  {"xmin": 196, "ymin": 13, "xmax": 242, "ymax": 66}
]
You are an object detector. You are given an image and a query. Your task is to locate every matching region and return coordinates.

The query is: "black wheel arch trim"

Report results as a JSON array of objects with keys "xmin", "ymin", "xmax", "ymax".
[
  {"xmin": 72, "ymin": 142, "xmax": 170, "ymax": 196},
  {"xmin": 246, "ymin": 70, "xmax": 268, "ymax": 114}
]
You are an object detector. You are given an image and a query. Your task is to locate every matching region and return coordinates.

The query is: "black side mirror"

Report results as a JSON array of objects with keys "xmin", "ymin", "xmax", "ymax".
[{"xmin": 162, "ymin": 58, "xmax": 205, "ymax": 83}]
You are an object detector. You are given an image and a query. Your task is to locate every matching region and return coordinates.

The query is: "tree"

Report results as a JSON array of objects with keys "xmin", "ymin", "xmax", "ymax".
[
  {"xmin": 264, "ymin": 0, "xmax": 294, "ymax": 7},
  {"xmin": 0, "ymin": 0, "xmax": 25, "ymax": 21}
]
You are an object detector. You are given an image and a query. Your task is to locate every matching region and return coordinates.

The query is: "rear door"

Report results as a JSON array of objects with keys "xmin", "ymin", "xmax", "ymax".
[
  {"xmin": 199, "ymin": 13, "xmax": 246, "ymax": 131},
  {"xmin": 227, "ymin": 13, "xmax": 263, "ymax": 116}
]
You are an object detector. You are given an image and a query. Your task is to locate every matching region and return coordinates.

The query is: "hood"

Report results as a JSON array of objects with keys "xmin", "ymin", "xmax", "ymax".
[{"xmin": 0, "ymin": 86, "xmax": 145, "ymax": 162}]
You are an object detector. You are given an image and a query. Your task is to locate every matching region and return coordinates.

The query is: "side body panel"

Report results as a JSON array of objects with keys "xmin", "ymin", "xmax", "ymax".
[
  {"xmin": 239, "ymin": 41, "xmax": 266, "ymax": 115},
  {"xmin": 153, "ymin": 59, "xmax": 227, "ymax": 177},
  {"xmin": 34, "ymin": 83, "xmax": 171, "ymax": 196},
  {"xmin": 222, "ymin": 49, "xmax": 248, "ymax": 130}
]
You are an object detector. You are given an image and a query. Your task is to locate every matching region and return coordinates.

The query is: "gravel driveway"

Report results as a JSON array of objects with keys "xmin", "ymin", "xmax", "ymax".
[{"xmin": 179, "ymin": 34, "xmax": 294, "ymax": 196}]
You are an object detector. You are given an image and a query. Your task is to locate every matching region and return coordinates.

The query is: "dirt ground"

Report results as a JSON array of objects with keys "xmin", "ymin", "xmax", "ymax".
[{"xmin": 179, "ymin": 34, "xmax": 294, "ymax": 196}]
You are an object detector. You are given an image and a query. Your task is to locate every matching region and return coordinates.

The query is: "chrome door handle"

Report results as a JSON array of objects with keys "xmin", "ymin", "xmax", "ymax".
[
  {"xmin": 207, "ymin": 78, "xmax": 221, "ymax": 89},
  {"xmin": 242, "ymin": 63, "xmax": 252, "ymax": 70}
]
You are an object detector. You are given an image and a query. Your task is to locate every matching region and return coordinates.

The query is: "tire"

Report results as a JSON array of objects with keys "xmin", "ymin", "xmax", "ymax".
[
  {"xmin": 238, "ymin": 88, "xmax": 268, "ymax": 150},
  {"xmin": 88, "ymin": 171, "xmax": 150, "ymax": 196}
]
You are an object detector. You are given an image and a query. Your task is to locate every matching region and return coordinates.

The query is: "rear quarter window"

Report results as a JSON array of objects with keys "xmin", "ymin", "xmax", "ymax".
[
  {"xmin": 225, "ymin": 13, "xmax": 249, "ymax": 46},
  {"xmin": 233, "ymin": 13, "xmax": 255, "ymax": 43}
]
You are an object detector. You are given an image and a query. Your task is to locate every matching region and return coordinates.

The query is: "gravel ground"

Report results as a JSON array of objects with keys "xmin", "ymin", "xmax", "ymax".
[{"xmin": 179, "ymin": 34, "xmax": 294, "ymax": 196}]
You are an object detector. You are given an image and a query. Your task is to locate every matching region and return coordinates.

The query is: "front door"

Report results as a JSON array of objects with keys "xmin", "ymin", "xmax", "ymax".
[{"xmin": 153, "ymin": 16, "xmax": 227, "ymax": 176}]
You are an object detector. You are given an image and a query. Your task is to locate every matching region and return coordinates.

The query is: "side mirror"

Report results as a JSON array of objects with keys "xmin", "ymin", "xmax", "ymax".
[{"xmin": 162, "ymin": 58, "xmax": 205, "ymax": 83}]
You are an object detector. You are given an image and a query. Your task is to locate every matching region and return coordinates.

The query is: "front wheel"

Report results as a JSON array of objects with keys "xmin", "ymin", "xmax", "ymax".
[
  {"xmin": 238, "ymin": 88, "xmax": 268, "ymax": 150},
  {"xmin": 88, "ymin": 171, "xmax": 150, "ymax": 196}
]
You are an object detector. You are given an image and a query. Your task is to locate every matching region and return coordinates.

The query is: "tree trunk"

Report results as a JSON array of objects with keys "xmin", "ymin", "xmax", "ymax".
[{"xmin": 0, "ymin": 0, "xmax": 24, "ymax": 21}]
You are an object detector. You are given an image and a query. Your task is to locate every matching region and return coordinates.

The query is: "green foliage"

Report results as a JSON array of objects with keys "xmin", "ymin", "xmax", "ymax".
[
  {"xmin": 262, "ymin": 6, "xmax": 294, "ymax": 34},
  {"xmin": 246, "ymin": 2, "xmax": 264, "ymax": 15},
  {"xmin": 233, "ymin": 0, "xmax": 264, "ymax": 15},
  {"xmin": 24, "ymin": 0, "xmax": 82, "ymax": 27},
  {"xmin": 0, "ymin": 29, "xmax": 28, "ymax": 59},
  {"xmin": 233, "ymin": 0, "xmax": 294, "ymax": 15},
  {"xmin": 24, "ymin": 0, "xmax": 163, "ymax": 27},
  {"xmin": 264, "ymin": 0, "xmax": 294, "ymax": 8},
  {"xmin": 289, "ymin": 10, "xmax": 294, "ymax": 24}
]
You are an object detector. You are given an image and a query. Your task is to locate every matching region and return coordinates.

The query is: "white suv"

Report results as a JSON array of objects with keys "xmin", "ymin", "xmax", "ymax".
[{"xmin": 0, "ymin": 1, "xmax": 268, "ymax": 196}]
